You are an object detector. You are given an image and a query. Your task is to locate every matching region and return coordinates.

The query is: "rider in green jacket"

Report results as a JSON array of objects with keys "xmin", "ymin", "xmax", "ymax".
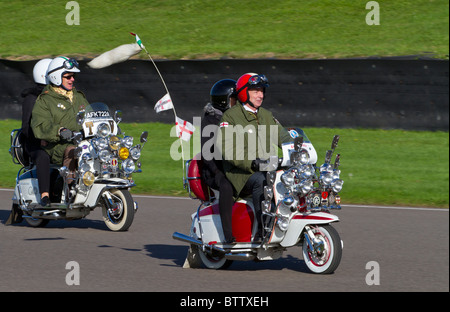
[
  {"xmin": 31, "ymin": 56, "xmax": 88, "ymax": 167},
  {"xmin": 219, "ymin": 73, "xmax": 291, "ymax": 240}
]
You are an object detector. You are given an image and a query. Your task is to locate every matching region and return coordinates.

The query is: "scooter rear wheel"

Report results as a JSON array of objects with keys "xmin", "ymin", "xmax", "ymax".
[
  {"xmin": 24, "ymin": 216, "xmax": 49, "ymax": 228},
  {"xmin": 197, "ymin": 246, "xmax": 233, "ymax": 270}
]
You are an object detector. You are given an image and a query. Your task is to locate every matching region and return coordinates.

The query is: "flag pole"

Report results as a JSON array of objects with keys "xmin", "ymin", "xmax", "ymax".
[
  {"xmin": 130, "ymin": 33, "xmax": 187, "ymax": 180},
  {"xmin": 130, "ymin": 33, "xmax": 178, "ymax": 118}
]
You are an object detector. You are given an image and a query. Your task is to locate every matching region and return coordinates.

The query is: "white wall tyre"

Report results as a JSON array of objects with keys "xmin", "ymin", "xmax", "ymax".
[
  {"xmin": 101, "ymin": 189, "xmax": 134, "ymax": 231},
  {"xmin": 302, "ymin": 225, "xmax": 342, "ymax": 274},
  {"xmin": 197, "ymin": 246, "xmax": 233, "ymax": 270},
  {"xmin": 24, "ymin": 216, "xmax": 49, "ymax": 228},
  {"xmin": 190, "ymin": 224, "xmax": 233, "ymax": 270}
]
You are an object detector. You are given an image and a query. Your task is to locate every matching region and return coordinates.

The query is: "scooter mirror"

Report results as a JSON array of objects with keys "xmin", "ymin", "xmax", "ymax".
[
  {"xmin": 334, "ymin": 153, "xmax": 340, "ymax": 169},
  {"xmin": 264, "ymin": 185, "xmax": 273, "ymax": 200},
  {"xmin": 140, "ymin": 131, "xmax": 148, "ymax": 144},
  {"xmin": 294, "ymin": 136, "xmax": 303, "ymax": 152},
  {"xmin": 266, "ymin": 171, "xmax": 276, "ymax": 186},
  {"xmin": 331, "ymin": 135, "xmax": 340, "ymax": 149},
  {"xmin": 72, "ymin": 132, "xmax": 83, "ymax": 144},
  {"xmin": 325, "ymin": 150, "xmax": 332, "ymax": 164},
  {"xmin": 114, "ymin": 110, "xmax": 123, "ymax": 124},
  {"xmin": 76, "ymin": 111, "xmax": 85, "ymax": 125}
]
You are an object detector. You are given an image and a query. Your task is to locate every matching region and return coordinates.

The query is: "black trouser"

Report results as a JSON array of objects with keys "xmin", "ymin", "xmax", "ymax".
[
  {"xmin": 207, "ymin": 172, "xmax": 234, "ymax": 242},
  {"xmin": 241, "ymin": 171, "xmax": 267, "ymax": 233},
  {"xmin": 29, "ymin": 148, "xmax": 50, "ymax": 195}
]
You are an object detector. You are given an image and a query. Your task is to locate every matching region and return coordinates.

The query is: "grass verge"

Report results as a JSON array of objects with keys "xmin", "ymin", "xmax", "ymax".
[{"xmin": 0, "ymin": 0, "xmax": 448, "ymax": 60}]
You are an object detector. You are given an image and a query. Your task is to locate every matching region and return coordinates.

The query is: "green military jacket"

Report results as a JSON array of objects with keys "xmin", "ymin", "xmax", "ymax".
[
  {"xmin": 218, "ymin": 104, "xmax": 291, "ymax": 197},
  {"xmin": 31, "ymin": 85, "xmax": 88, "ymax": 164}
]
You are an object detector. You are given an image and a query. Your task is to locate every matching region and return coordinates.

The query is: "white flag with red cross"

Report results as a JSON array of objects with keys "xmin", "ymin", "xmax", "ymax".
[
  {"xmin": 154, "ymin": 93, "xmax": 174, "ymax": 113},
  {"xmin": 175, "ymin": 117, "xmax": 195, "ymax": 141}
]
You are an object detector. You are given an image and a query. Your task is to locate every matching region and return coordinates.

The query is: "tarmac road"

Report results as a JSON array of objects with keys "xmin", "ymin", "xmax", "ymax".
[{"xmin": 0, "ymin": 188, "xmax": 448, "ymax": 293}]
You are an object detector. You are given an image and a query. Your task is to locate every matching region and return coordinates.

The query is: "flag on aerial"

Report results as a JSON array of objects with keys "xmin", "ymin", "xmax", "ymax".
[
  {"xmin": 154, "ymin": 93, "xmax": 174, "ymax": 113},
  {"xmin": 130, "ymin": 32, "xmax": 145, "ymax": 50},
  {"xmin": 175, "ymin": 117, "xmax": 195, "ymax": 142}
]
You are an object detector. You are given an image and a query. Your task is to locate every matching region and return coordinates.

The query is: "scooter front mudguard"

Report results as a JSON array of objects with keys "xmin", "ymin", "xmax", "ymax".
[
  {"xmin": 280, "ymin": 212, "xmax": 340, "ymax": 247},
  {"xmin": 77, "ymin": 178, "xmax": 135, "ymax": 208}
]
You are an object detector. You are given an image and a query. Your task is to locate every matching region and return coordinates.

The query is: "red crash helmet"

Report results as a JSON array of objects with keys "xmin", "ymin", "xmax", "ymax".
[{"xmin": 236, "ymin": 73, "xmax": 269, "ymax": 103}]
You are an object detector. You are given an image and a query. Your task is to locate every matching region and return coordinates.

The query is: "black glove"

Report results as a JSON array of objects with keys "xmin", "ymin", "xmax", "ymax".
[
  {"xmin": 251, "ymin": 158, "xmax": 268, "ymax": 172},
  {"xmin": 59, "ymin": 128, "xmax": 73, "ymax": 140}
]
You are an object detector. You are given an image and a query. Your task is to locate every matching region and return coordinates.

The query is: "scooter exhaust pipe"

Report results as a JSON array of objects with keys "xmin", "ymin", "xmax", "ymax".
[
  {"xmin": 172, "ymin": 232, "xmax": 226, "ymax": 254},
  {"xmin": 173, "ymin": 232, "xmax": 256, "ymax": 261},
  {"xmin": 224, "ymin": 253, "xmax": 255, "ymax": 261}
]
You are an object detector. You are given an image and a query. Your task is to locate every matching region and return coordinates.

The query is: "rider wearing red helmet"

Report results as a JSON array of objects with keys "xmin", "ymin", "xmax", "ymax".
[
  {"xmin": 219, "ymin": 73, "xmax": 291, "ymax": 241},
  {"xmin": 235, "ymin": 72, "xmax": 269, "ymax": 109}
]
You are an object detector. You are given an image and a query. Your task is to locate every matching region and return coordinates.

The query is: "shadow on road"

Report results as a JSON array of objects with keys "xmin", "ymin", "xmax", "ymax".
[
  {"xmin": 0, "ymin": 208, "xmax": 107, "ymax": 230},
  {"xmin": 144, "ymin": 244, "xmax": 188, "ymax": 267},
  {"xmin": 144, "ymin": 243, "xmax": 312, "ymax": 273}
]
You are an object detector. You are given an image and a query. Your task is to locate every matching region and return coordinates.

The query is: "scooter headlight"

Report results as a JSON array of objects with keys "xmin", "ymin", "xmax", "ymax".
[
  {"xmin": 79, "ymin": 161, "xmax": 91, "ymax": 174},
  {"xmin": 276, "ymin": 215, "xmax": 289, "ymax": 231},
  {"xmin": 122, "ymin": 136, "xmax": 134, "ymax": 149},
  {"xmin": 109, "ymin": 135, "xmax": 120, "ymax": 150},
  {"xmin": 299, "ymin": 164, "xmax": 315, "ymax": 178},
  {"xmin": 299, "ymin": 149, "xmax": 310, "ymax": 165},
  {"xmin": 299, "ymin": 179, "xmax": 314, "ymax": 195},
  {"xmin": 281, "ymin": 170, "xmax": 295, "ymax": 187},
  {"xmin": 122, "ymin": 158, "xmax": 135, "ymax": 174},
  {"xmin": 98, "ymin": 149, "xmax": 112, "ymax": 162},
  {"xmin": 262, "ymin": 200, "xmax": 271, "ymax": 213},
  {"xmin": 94, "ymin": 137, "xmax": 108, "ymax": 150},
  {"xmin": 332, "ymin": 169, "xmax": 341, "ymax": 180},
  {"xmin": 320, "ymin": 172, "xmax": 333, "ymax": 186},
  {"xmin": 331, "ymin": 179, "xmax": 344, "ymax": 193},
  {"xmin": 320, "ymin": 163, "xmax": 333, "ymax": 173},
  {"xmin": 97, "ymin": 122, "xmax": 111, "ymax": 138},
  {"xmin": 129, "ymin": 146, "xmax": 141, "ymax": 161},
  {"xmin": 119, "ymin": 147, "xmax": 129, "ymax": 160},
  {"xmin": 82, "ymin": 171, "xmax": 95, "ymax": 186}
]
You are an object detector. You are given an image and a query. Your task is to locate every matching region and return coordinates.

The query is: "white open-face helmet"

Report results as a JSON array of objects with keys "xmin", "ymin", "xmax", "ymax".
[
  {"xmin": 46, "ymin": 56, "xmax": 80, "ymax": 86},
  {"xmin": 32, "ymin": 58, "xmax": 52, "ymax": 85}
]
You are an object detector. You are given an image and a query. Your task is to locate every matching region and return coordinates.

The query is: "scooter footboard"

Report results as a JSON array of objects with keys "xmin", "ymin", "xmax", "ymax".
[{"xmin": 280, "ymin": 212, "xmax": 339, "ymax": 247}]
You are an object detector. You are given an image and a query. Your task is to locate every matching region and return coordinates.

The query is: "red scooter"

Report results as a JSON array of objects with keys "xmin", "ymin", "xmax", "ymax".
[{"xmin": 173, "ymin": 129, "xmax": 343, "ymax": 274}]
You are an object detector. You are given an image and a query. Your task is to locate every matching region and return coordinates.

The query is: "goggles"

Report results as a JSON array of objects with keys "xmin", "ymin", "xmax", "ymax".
[
  {"xmin": 47, "ymin": 58, "xmax": 79, "ymax": 75},
  {"xmin": 247, "ymin": 74, "xmax": 269, "ymax": 85}
]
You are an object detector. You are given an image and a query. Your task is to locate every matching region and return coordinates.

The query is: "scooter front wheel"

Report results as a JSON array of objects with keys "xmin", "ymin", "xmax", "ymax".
[
  {"xmin": 101, "ymin": 189, "xmax": 134, "ymax": 231},
  {"xmin": 302, "ymin": 224, "xmax": 342, "ymax": 274}
]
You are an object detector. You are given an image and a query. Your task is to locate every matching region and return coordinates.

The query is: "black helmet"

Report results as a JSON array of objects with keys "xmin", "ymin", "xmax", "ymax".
[{"xmin": 210, "ymin": 79, "xmax": 237, "ymax": 111}]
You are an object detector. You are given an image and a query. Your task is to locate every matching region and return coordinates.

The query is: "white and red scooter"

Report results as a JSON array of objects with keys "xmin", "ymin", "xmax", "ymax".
[{"xmin": 173, "ymin": 129, "xmax": 343, "ymax": 274}]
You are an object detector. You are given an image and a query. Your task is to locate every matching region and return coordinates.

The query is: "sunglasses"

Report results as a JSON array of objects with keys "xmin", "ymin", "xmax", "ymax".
[{"xmin": 63, "ymin": 74, "xmax": 76, "ymax": 80}]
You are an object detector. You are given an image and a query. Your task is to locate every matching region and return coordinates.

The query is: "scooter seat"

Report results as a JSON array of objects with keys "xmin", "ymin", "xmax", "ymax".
[{"xmin": 186, "ymin": 157, "xmax": 214, "ymax": 202}]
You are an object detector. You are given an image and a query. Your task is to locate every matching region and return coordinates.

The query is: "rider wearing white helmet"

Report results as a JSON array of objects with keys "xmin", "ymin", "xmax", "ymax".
[
  {"xmin": 46, "ymin": 56, "xmax": 80, "ymax": 89},
  {"xmin": 33, "ymin": 58, "xmax": 52, "ymax": 85},
  {"xmin": 19, "ymin": 58, "xmax": 53, "ymax": 209},
  {"xmin": 31, "ymin": 56, "xmax": 88, "ymax": 185}
]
